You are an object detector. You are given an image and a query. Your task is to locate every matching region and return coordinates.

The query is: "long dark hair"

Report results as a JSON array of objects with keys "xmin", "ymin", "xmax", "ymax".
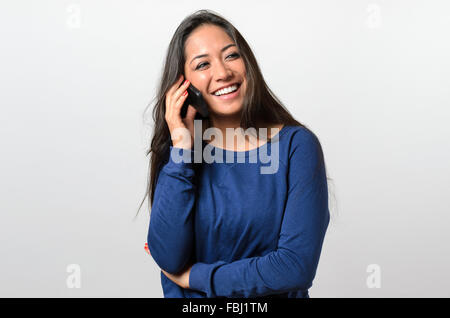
[{"xmin": 135, "ymin": 9, "xmax": 324, "ymax": 218}]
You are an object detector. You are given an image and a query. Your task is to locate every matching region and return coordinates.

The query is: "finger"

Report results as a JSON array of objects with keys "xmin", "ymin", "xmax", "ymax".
[
  {"xmin": 166, "ymin": 82, "xmax": 187, "ymax": 118},
  {"xmin": 173, "ymin": 90, "xmax": 189, "ymax": 111},
  {"xmin": 167, "ymin": 80, "xmax": 189, "ymax": 115},
  {"xmin": 144, "ymin": 243, "xmax": 151, "ymax": 255},
  {"xmin": 173, "ymin": 79, "xmax": 190, "ymax": 101}
]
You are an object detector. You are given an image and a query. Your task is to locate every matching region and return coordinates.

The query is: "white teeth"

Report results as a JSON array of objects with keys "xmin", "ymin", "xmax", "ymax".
[{"xmin": 214, "ymin": 84, "xmax": 238, "ymax": 96}]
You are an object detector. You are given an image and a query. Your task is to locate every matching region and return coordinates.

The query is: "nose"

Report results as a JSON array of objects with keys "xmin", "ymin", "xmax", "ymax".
[{"xmin": 213, "ymin": 60, "xmax": 233, "ymax": 81}]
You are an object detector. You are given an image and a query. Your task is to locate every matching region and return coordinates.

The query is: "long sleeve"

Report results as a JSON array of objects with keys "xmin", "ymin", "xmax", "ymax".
[
  {"xmin": 147, "ymin": 146, "xmax": 197, "ymax": 274},
  {"xmin": 188, "ymin": 130, "xmax": 330, "ymax": 297}
]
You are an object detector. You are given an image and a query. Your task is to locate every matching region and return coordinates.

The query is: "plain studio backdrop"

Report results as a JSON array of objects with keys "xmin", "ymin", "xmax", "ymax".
[{"xmin": 0, "ymin": 0, "xmax": 449, "ymax": 297}]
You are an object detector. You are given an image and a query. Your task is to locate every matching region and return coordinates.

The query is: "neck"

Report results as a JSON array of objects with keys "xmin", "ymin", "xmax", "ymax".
[
  {"xmin": 204, "ymin": 112, "xmax": 247, "ymax": 150},
  {"xmin": 208, "ymin": 114, "xmax": 242, "ymax": 136}
]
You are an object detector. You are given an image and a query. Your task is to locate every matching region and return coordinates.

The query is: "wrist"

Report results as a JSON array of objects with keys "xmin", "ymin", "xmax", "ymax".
[{"xmin": 172, "ymin": 140, "xmax": 193, "ymax": 150}]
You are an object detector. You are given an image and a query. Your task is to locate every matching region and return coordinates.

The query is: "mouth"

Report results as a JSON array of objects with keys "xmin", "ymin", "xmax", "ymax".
[{"xmin": 211, "ymin": 82, "xmax": 241, "ymax": 100}]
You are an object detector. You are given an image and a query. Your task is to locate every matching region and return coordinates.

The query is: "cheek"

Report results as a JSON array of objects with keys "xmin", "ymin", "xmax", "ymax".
[
  {"xmin": 239, "ymin": 66, "xmax": 247, "ymax": 93},
  {"xmin": 238, "ymin": 60, "xmax": 247, "ymax": 76},
  {"xmin": 240, "ymin": 81, "xmax": 247, "ymax": 96},
  {"xmin": 193, "ymin": 74, "xmax": 209, "ymax": 88}
]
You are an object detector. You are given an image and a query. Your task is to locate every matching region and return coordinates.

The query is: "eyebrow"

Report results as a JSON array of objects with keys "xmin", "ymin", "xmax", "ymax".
[{"xmin": 189, "ymin": 44, "xmax": 237, "ymax": 65}]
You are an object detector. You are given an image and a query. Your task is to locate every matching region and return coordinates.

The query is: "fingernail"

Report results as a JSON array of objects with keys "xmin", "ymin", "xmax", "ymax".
[
  {"xmin": 184, "ymin": 80, "xmax": 189, "ymax": 85},
  {"xmin": 183, "ymin": 90, "xmax": 188, "ymax": 96}
]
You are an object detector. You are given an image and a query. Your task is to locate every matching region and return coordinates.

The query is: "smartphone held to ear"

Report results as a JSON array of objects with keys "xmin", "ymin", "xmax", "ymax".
[{"xmin": 180, "ymin": 84, "xmax": 209, "ymax": 119}]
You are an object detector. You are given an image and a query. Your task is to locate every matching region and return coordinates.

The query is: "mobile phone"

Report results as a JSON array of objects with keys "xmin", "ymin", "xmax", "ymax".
[{"xmin": 180, "ymin": 84, "xmax": 209, "ymax": 119}]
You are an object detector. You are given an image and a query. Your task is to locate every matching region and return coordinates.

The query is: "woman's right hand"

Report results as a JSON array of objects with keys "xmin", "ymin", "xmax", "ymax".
[{"xmin": 165, "ymin": 74, "xmax": 198, "ymax": 150}]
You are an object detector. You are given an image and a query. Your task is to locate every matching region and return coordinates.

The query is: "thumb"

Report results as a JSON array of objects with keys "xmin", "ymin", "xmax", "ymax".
[
  {"xmin": 185, "ymin": 105, "xmax": 197, "ymax": 121},
  {"xmin": 183, "ymin": 105, "xmax": 197, "ymax": 130}
]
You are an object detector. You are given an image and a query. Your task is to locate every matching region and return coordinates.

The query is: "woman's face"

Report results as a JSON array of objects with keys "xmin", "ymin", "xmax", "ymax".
[{"xmin": 184, "ymin": 24, "xmax": 247, "ymax": 119}]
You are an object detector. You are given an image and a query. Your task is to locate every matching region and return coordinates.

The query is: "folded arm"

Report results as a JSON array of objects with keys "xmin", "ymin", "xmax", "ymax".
[
  {"xmin": 147, "ymin": 146, "xmax": 197, "ymax": 274},
  {"xmin": 188, "ymin": 130, "xmax": 330, "ymax": 297}
]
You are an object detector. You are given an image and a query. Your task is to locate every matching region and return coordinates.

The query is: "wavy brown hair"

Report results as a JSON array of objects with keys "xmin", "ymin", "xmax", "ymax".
[{"xmin": 135, "ymin": 9, "xmax": 318, "ymax": 218}]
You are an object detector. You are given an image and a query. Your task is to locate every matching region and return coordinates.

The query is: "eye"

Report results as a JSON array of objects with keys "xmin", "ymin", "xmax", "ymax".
[
  {"xmin": 195, "ymin": 52, "xmax": 241, "ymax": 70},
  {"xmin": 227, "ymin": 52, "xmax": 240, "ymax": 59},
  {"xmin": 196, "ymin": 62, "xmax": 208, "ymax": 70}
]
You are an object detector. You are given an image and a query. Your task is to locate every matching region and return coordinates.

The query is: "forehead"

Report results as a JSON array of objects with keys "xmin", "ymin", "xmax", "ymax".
[{"xmin": 184, "ymin": 24, "xmax": 233, "ymax": 56}]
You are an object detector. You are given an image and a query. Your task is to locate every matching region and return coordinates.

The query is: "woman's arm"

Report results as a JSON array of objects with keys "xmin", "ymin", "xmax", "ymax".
[
  {"xmin": 147, "ymin": 146, "xmax": 197, "ymax": 274},
  {"xmin": 185, "ymin": 130, "xmax": 330, "ymax": 297}
]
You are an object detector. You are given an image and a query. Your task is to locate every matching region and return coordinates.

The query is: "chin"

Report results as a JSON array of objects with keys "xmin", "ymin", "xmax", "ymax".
[{"xmin": 210, "ymin": 105, "xmax": 243, "ymax": 117}]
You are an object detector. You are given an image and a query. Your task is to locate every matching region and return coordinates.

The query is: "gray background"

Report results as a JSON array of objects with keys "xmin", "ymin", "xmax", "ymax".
[{"xmin": 1, "ymin": 0, "xmax": 449, "ymax": 297}]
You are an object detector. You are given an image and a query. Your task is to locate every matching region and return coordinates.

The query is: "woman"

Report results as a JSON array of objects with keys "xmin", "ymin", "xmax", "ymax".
[{"xmin": 140, "ymin": 9, "xmax": 330, "ymax": 298}]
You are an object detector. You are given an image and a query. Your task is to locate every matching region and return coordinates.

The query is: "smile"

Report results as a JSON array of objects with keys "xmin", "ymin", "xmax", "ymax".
[{"xmin": 212, "ymin": 83, "xmax": 241, "ymax": 100}]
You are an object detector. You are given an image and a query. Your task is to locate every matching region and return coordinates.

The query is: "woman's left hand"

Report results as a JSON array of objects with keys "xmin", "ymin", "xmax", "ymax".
[{"xmin": 161, "ymin": 264, "xmax": 193, "ymax": 289}]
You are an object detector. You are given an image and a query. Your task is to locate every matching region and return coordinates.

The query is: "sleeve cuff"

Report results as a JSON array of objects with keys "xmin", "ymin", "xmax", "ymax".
[
  {"xmin": 189, "ymin": 262, "xmax": 210, "ymax": 293},
  {"xmin": 189, "ymin": 261, "xmax": 226, "ymax": 296},
  {"xmin": 169, "ymin": 145, "xmax": 195, "ymax": 164}
]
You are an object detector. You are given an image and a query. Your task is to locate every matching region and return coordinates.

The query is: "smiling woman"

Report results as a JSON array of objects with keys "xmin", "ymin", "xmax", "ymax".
[
  {"xmin": 138, "ymin": 9, "xmax": 331, "ymax": 299},
  {"xmin": 183, "ymin": 26, "xmax": 247, "ymax": 120}
]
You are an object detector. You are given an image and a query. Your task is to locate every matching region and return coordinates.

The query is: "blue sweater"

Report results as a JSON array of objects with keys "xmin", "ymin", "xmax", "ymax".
[{"xmin": 147, "ymin": 125, "xmax": 329, "ymax": 298}]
